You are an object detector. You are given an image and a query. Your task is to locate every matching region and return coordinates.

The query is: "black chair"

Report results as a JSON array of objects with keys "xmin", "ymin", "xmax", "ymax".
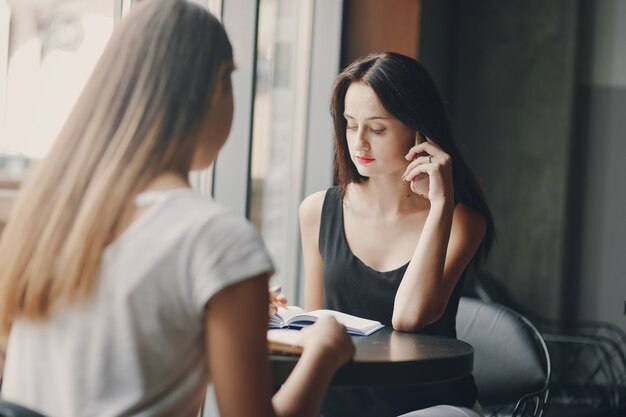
[
  {"xmin": 0, "ymin": 400, "xmax": 47, "ymax": 417},
  {"xmin": 465, "ymin": 270, "xmax": 626, "ymax": 357},
  {"xmin": 464, "ymin": 270, "xmax": 626, "ymax": 415},
  {"xmin": 456, "ymin": 297, "xmax": 551, "ymax": 417}
]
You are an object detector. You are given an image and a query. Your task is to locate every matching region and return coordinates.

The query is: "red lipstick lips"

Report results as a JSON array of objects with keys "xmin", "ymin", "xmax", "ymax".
[{"xmin": 355, "ymin": 156, "xmax": 375, "ymax": 165}]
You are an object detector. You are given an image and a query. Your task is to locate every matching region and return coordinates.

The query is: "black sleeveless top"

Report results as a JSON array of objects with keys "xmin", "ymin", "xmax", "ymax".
[{"xmin": 318, "ymin": 187, "xmax": 477, "ymax": 416}]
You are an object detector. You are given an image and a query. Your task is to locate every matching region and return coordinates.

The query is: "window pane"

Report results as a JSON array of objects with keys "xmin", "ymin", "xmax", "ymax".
[
  {"xmin": 0, "ymin": 0, "xmax": 114, "ymax": 179},
  {"xmin": 249, "ymin": 0, "xmax": 312, "ymax": 300}
]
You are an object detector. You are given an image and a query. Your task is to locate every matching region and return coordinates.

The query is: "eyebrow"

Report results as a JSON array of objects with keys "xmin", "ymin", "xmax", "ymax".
[{"xmin": 343, "ymin": 114, "xmax": 391, "ymax": 121}]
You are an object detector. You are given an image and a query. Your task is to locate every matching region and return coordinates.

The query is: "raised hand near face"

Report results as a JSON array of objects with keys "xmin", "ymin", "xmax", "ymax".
[{"xmin": 402, "ymin": 136, "xmax": 454, "ymax": 203}]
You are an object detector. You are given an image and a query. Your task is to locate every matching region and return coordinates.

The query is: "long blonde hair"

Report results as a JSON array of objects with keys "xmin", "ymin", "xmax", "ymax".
[{"xmin": 0, "ymin": 0, "xmax": 232, "ymax": 341}]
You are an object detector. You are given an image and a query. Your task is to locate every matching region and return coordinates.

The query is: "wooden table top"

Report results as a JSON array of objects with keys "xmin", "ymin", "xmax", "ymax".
[{"xmin": 270, "ymin": 326, "xmax": 474, "ymax": 386}]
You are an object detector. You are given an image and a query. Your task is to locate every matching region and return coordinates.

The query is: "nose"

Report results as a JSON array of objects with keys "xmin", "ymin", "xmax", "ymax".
[{"xmin": 352, "ymin": 127, "xmax": 370, "ymax": 151}]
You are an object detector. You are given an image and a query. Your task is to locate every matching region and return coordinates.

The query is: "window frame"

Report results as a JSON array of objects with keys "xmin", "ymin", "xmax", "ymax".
[{"xmin": 214, "ymin": 0, "xmax": 344, "ymax": 305}]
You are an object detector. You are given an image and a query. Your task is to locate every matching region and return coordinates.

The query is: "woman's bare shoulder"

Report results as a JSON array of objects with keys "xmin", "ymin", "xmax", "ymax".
[{"xmin": 299, "ymin": 190, "xmax": 328, "ymax": 222}]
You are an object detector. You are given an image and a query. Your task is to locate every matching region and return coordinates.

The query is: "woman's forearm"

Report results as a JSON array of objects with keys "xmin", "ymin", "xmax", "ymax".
[
  {"xmin": 271, "ymin": 349, "xmax": 339, "ymax": 417},
  {"xmin": 392, "ymin": 199, "xmax": 454, "ymax": 331}
]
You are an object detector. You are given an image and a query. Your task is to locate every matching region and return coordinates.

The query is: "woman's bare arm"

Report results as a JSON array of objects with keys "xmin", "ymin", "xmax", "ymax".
[
  {"xmin": 299, "ymin": 191, "xmax": 326, "ymax": 311},
  {"xmin": 205, "ymin": 273, "xmax": 353, "ymax": 417},
  {"xmin": 393, "ymin": 203, "xmax": 485, "ymax": 331},
  {"xmin": 393, "ymin": 140, "xmax": 486, "ymax": 331}
]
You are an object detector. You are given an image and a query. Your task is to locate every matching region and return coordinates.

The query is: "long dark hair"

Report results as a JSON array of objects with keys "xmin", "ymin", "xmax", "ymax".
[{"xmin": 330, "ymin": 52, "xmax": 494, "ymax": 265}]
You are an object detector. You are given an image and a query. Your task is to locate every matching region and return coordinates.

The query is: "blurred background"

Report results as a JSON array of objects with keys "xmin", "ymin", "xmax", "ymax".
[
  {"xmin": 1, "ymin": 0, "xmax": 625, "ymax": 415},
  {"xmin": 0, "ymin": 0, "xmax": 624, "ymax": 338}
]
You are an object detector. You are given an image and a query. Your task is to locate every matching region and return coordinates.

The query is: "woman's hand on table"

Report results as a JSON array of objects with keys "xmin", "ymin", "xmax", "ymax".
[
  {"xmin": 300, "ymin": 316, "xmax": 355, "ymax": 367},
  {"xmin": 267, "ymin": 286, "xmax": 354, "ymax": 367}
]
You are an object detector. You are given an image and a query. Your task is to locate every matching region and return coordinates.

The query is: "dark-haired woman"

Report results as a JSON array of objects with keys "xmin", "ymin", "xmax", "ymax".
[{"xmin": 299, "ymin": 52, "xmax": 494, "ymax": 416}]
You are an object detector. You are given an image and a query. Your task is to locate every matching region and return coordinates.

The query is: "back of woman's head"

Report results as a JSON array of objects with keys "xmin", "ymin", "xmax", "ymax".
[
  {"xmin": 0, "ymin": 0, "xmax": 232, "ymax": 340},
  {"xmin": 86, "ymin": 0, "xmax": 233, "ymax": 174},
  {"xmin": 331, "ymin": 52, "xmax": 494, "ymax": 265}
]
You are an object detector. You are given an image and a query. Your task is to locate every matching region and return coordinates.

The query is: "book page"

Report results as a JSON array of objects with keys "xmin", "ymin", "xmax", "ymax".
[
  {"xmin": 287, "ymin": 309, "xmax": 384, "ymax": 335},
  {"xmin": 274, "ymin": 305, "xmax": 305, "ymax": 322},
  {"xmin": 269, "ymin": 305, "xmax": 306, "ymax": 328}
]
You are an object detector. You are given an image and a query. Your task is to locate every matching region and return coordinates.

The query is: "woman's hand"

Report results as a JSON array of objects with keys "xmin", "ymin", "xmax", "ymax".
[
  {"xmin": 268, "ymin": 285, "xmax": 287, "ymax": 316},
  {"xmin": 300, "ymin": 316, "xmax": 355, "ymax": 367},
  {"xmin": 402, "ymin": 137, "xmax": 454, "ymax": 204}
]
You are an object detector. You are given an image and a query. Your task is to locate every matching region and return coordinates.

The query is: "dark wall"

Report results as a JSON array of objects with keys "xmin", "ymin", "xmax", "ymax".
[
  {"xmin": 568, "ymin": 0, "xmax": 626, "ymax": 329},
  {"xmin": 420, "ymin": 0, "xmax": 580, "ymax": 319}
]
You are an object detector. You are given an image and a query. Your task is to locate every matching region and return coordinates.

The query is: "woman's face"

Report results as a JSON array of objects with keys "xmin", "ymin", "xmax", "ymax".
[
  {"xmin": 343, "ymin": 81, "xmax": 414, "ymax": 178},
  {"xmin": 191, "ymin": 62, "xmax": 235, "ymax": 170}
]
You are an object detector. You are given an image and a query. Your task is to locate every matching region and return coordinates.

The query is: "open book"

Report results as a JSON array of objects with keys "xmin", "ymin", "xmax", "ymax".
[{"xmin": 269, "ymin": 306, "xmax": 384, "ymax": 336}]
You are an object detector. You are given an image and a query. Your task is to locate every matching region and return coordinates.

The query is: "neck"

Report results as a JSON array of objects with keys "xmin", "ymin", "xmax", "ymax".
[
  {"xmin": 142, "ymin": 171, "xmax": 190, "ymax": 193},
  {"xmin": 347, "ymin": 173, "xmax": 428, "ymax": 217}
]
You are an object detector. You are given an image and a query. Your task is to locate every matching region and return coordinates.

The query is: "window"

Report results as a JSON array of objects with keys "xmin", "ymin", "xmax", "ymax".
[
  {"xmin": 248, "ymin": 0, "xmax": 313, "ymax": 299},
  {"xmin": 0, "ymin": 0, "xmax": 116, "ymax": 179},
  {"xmin": 212, "ymin": 0, "xmax": 343, "ymax": 306},
  {"xmin": 0, "ymin": 0, "xmax": 344, "ymax": 307}
]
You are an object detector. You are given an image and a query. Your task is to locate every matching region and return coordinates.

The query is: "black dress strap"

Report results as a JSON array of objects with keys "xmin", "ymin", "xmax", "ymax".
[{"xmin": 318, "ymin": 187, "xmax": 344, "ymax": 259}]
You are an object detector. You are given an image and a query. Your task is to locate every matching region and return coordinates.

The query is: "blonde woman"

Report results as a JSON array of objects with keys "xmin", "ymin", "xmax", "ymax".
[{"xmin": 0, "ymin": 1, "xmax": 353, "ymax": 416}]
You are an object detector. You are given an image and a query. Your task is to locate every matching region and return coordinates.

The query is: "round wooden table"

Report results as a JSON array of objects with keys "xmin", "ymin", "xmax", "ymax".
[{"xmin": 270, "ymin": 327, "xmax": 474, "ymax": 386}]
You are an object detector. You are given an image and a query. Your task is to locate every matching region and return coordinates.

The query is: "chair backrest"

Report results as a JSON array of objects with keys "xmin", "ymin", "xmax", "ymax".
[
  {"xmin": 465, "ymin": 270, "xmax": 527, "ymax": 314},
  {"xmin": 0, "ymin": 399, "xmax": 47, "ymax": 417},
  {"xmin": 456, "ymin": 297, "xmax": 551, "ymax": 409}
]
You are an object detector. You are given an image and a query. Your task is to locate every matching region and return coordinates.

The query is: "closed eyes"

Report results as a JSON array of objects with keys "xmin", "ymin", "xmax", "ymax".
[{"xmin": 345, "ymin": 125, "xmax": 385, "ymax": 134}]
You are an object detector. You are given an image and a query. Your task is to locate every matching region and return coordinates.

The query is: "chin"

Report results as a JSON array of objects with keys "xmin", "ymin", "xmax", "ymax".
[{"xmin": 353, "ymin": 165, "xmax": 367, "ymax": 176}]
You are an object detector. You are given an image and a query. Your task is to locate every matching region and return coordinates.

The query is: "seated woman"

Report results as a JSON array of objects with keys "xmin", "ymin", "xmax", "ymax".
[
  {"xmin": 299, "ymin": 52, "xmax": 495, "ymax": 417},
  {"xmin": 0, "ymin": 1, "xmax": 354, "ymax": 416}
]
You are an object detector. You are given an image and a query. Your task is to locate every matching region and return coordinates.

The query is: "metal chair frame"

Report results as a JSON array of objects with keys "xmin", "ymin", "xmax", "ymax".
[{"xmin": 466, "ymin": 270, "xmax": 626, "ymax": 414}]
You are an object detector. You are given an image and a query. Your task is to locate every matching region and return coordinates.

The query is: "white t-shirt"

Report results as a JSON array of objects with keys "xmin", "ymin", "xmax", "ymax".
[{"xmin": 2, "ymin": 189, "xmax": 274, "ymax": 417}]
